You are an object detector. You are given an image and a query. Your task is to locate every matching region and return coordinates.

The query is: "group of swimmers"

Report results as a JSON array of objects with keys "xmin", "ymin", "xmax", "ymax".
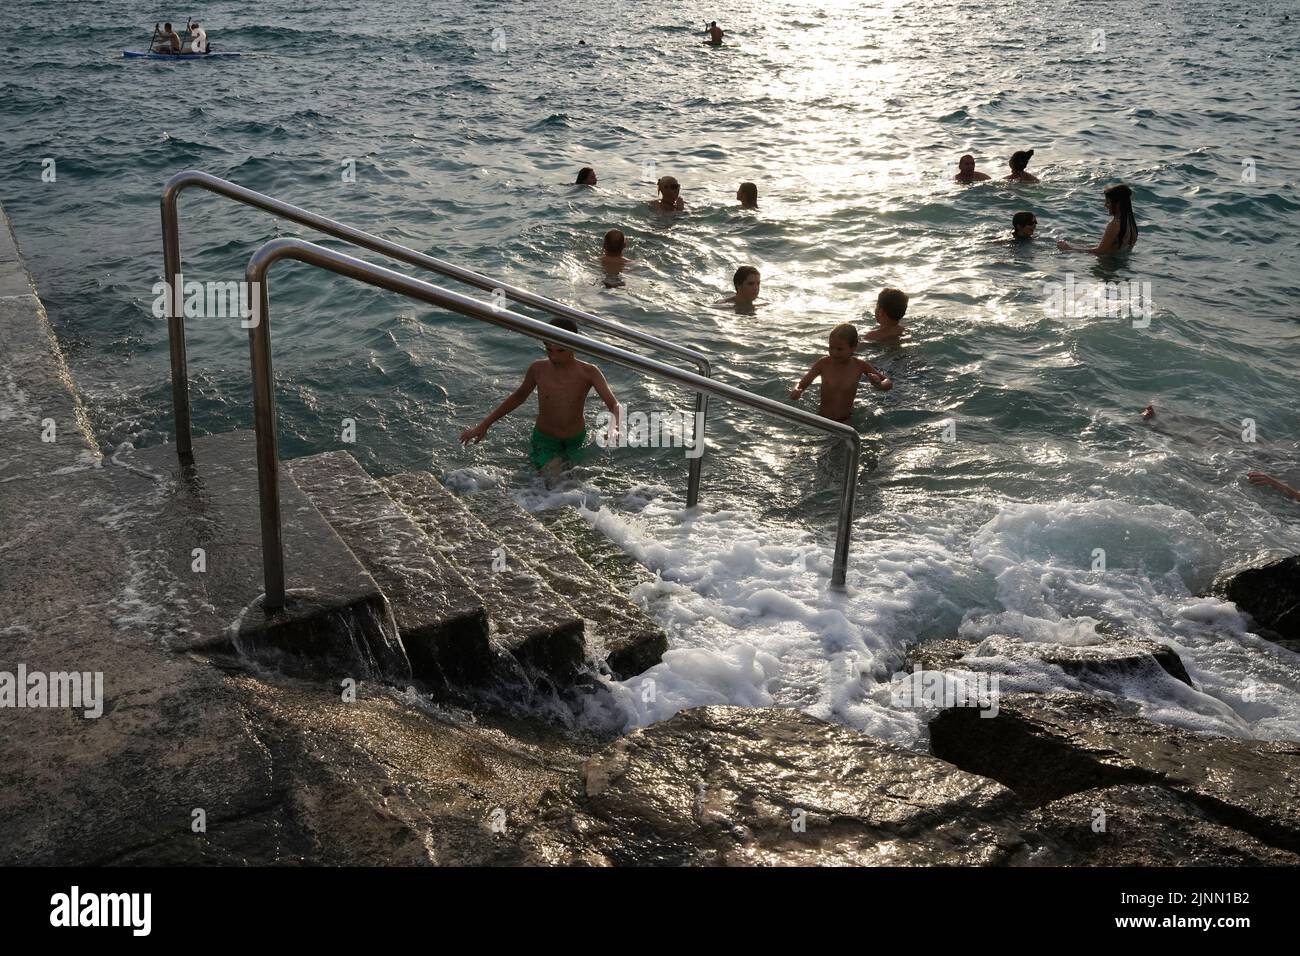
[
  {"xmin": 462, "ymin": 153, "xmax": 1143, "ymax": 474},
  {"xmin": 149, "ymin": 20, "xmax": 209, "ymax": 55},
  {"xmin": 957, "ymin": 151, "xmax": 1141, "ymax": 253}
]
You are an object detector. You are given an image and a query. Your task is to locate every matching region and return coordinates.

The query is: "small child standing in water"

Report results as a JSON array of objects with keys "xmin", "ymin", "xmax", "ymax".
[
  {"xmin": 459, "ymin": 318, "xmax": 621, "ymax": 475},
  {"xmin": 790, "ymin": 323, "xmax": 892, "ymax": 423}
]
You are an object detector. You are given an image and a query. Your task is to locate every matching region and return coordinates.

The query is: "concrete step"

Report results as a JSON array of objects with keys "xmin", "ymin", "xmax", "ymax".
[
  {"xmin": 461, "ymin": 490, "xmax": 667, "ymax": 679},
  {"xmin": 113, "ymin": 432, "xmax": 410, "ymax": 682},
  {"xmin": 535, "ymin": 507, "xmax": 657, "ymax": 596},
  {"xmin": 284, "ymin": 452, "xmax": 491, "ymax": 688},
  {"xmin": 379, "ymin": 472, "xmax": 586, "ymax": 679}
]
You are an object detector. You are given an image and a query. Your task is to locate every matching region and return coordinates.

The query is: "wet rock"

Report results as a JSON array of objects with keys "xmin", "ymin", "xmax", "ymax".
[
  {"xmin": 1024, "ymin": 785, "xmax": 1299, "ymax": 866},
  {"xmin": 929, "ymin": 692, "xmax": 1300, "ymax": 853},
  {"xmin": 519, "ymin": 705, "xmax": 1047, "ymax": 866},
  {"xmin": 903, "ymin": 634, "xmax": 1192, "ymax": 687},
  {"xmin": 1212, "ymin": 554, "xmax": 1300, "ymax": 650}
]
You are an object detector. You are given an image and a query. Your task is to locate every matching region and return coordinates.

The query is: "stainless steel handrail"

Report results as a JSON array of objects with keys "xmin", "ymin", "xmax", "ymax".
[
  {"xmin": 245, "ymin": 238, "xmax": 861, "ymax": 608},
  {"xmin": 160, "ymin": 169, "xmax": 712, "ymax": 505}
]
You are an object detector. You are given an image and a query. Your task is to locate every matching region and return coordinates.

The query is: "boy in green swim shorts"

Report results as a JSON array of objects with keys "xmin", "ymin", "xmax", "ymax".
[{"xmin": 459, "ymin": 317, "xmax": 621, "ymax": 475}]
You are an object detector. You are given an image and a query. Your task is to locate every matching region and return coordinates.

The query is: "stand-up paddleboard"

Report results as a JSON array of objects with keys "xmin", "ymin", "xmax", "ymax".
[{"xmin": 123, "ymin": 50, "xmax": 244, "ymax": 59}]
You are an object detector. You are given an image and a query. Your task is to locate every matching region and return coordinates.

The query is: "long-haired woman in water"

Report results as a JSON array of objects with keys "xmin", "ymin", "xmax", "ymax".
[{"xmin": 1058, "ymin": 183, "xmax": 1138, "ymax": 254}]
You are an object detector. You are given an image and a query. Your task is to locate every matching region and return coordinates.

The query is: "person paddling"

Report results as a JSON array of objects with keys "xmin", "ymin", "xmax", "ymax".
[
  {"xmin": 704, "ymin": 21, "xmax": 724, "ymax": 45},
  {"xmin": 156, "ymin": 22, "xmax": 182, "ymax": 54},
  {"xmin": 184, "ymin": 21, "xmax": 208, "ymax": 54}
]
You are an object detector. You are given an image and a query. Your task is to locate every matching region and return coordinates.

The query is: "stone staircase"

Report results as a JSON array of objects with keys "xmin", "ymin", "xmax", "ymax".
[{"xmin": 282, "ymin": 450, "xmax": 668, "ymax": 691}]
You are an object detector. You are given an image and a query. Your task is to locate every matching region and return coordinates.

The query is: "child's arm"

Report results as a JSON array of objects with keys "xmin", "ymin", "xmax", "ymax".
[
  {"xmin": 1248, "ymin": 472, "xmax": 1300, "ymax": 502},
  {"xmin": 857, "ymin": 358, "xmax": 893, "ymax": 391},
  {"xmin": 460, "ymin": 364, "xmax": 538, "ymax": 444},
  {"xmin": 586, "ymin": 364, "xmax": 622, "ymax": 446},
  {"xmin": 587, "ymin": 364, "xmax": 621, "ymax": 422},
  {"xmin": 790, "ymin": 359, "xmax": 825, "ymax": 399}
]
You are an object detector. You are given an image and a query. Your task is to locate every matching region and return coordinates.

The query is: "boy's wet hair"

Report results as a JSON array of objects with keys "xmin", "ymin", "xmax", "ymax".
[
  {"xmin": 1010, "ymin": 149, "xmax": 1034, "ymax": 171},
  {"xmin": 1012, "ymin": 211, "xmax": 1036, "ymax": 231},
  {"xmin": 603, "ymin": 229, "xmax": 625, "ymax": 255},
  {"xmin": 830, "ymin": 323, "xmax": 858, "ymax": 347},
  {"xmin": 877, "ymin": 287, "xmax": 908, "ymax": 322},
  {"xmin": 738, "ymin": 181, "xmax": 758, "ymax": 205},
  {"xmin": 733, "ymin": 265, "xmax": 759, "ymax": 289},
  {"xmin": 576, "ymin": 167, "xmax": 595, "ymax": 184},
  {"xmin": 550, "ymin": 317, "xmax": 579, "ymax": 334}
]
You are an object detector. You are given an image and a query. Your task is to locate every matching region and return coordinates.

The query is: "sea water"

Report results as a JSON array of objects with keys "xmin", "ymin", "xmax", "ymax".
[{"xmin": 2, "ymin": 0, "xmax": 1298, "ymax": 745}]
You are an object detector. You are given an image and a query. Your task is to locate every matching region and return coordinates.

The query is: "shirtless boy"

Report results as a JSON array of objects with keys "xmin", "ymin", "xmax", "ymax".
[
  {"xmin": 860, "ymin": 287, "xmax": 909, "ymax": 342},
  {"xmin": 459, "ymin": 318, "xmax": 621, "ymax": 474},
  {"xmin": 790, "ymin": 324, "xmax": 892, "ymax": 423}
]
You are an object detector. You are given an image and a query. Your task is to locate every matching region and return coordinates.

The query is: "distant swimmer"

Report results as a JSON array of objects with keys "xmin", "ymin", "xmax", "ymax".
[
  {"xmin": 459, "ymin": 317, "xmax": 621, "ymax": 476},
  {"xmin": 599, "ymin": 228, "xmax": 630, "ymax": 284},
  {"xmin": 650, "ymin": 175, "xmax": 685, "ymax": 212},
  {"xmin": 1012, "ymin": 211, "xmax": 1038, "ymax": 240},
  {"xmin": 954, "ymin": 154, "xmax": 991, "ymax": 183},
  {"xmin": 716, "ymin": 265, "xmax": 761, "ymax": 309},
  {"xmin": 737, "ymin": 181, "xmax": 758, "ymax": 208},
  {"xmin": 790, "ymin": 323, "xmax": 893, "ymax": 424},
  {"xmin": 575, "ymin": 166, "xmax": 597, "ymax": 186},
  {"xmin": 860, "ymin": 287, "xmax": 909, "ymax": 343},
  {"xmin": 1058, "ymin": 183, "xmax": 1139, "ymax": 254},
  {"xmin": 1006, "ymin": 149, "xmax": 1039, "ymax": 183},
  {"xmin": 704, "ymin": 21, "xmax": 724, "ymax": 45},
  {"xmin": 1247, "ymin": 472, "xmax": 1300, "ymax": 502}
]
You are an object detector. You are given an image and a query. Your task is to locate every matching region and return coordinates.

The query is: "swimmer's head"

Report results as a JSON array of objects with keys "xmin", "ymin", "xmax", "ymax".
[
  {"xmin": 830, "ymin": 323, "xmax": 858, "ymax": 357},
  {"xmin": 603, "ymin": 229, "xmax": 626, "ymax": 255},
  {"xmin": 1012, "ymin": 211, "xmax": 1037, "ymax": 238},
  {"xmin": 1010, "ymin": 149, "xmax": 1034, "ymax": 173},
  {"xmin": 657, "ymin": 175, "xmax": 681, "ymax": 197},
  {"xmin": 1104, "ymin": 183, "xmax": 1138, "ymax": 244},
  {"xmin": 544, "ymin": 317, "xmax": 579, "ymax": 363},
  {"xmin": 958, "ymin": 154, "xmax": 976, "ymax": 176},
  {"xmin": 737, "ymin": 181, "xmax": 758, "ymax": 207},
  {"xmin": 733, "ymin": 265, "xmax": 760, "ymax": 301},
  {"xmin": 876, "ymin": 287, "xmax": 909, "ymax": 324},
  {"xmin": 576, "ymin": 167, "xmax": 597, "ymax": 186}
]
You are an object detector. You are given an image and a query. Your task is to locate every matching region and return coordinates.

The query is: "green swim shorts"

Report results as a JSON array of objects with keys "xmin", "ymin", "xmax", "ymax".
[{"xmin": 529, "ymin": 426, "xmax": 588, "ymax": 471}]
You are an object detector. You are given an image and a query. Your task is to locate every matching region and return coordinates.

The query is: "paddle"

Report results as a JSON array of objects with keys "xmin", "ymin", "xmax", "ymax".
[{"xmin": 147, "ymin": 22, "xmax": 161, "ymax": 53}]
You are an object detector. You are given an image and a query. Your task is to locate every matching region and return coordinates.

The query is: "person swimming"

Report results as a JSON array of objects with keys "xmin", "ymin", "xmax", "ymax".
[
  {"xmin": 1058, "ymin": 183, "xmax": 1138, "ymax": 254},
  {"xmin": 716, "ymin": 266, "xmax": 760, "ymax": 309},
  {"xmin": 651, "ymin": 175, "xmax": 685, "ymax": 212},
  {"xmin": 954, "ymin": 154, "xmax": 991, "ymax": 182},
  {"xmin": 1006, "ymin": 149, "xmax": 1039, "ymax": 183},
  {"xmin": 599, "ymin": 228, "xmax": 629, "ymax": 285},
  {"xmin": 575, "ymin": 167, "xmax": 597, "ymax": 186},
  {"xmin": 1012, "ymin": 211, "xmax": 1037, "ymax": 240},
  {"xmin": 705, "ymin": 21, "xmax": 724, "ymax": 45},
  {"xmin": 860, "ymin": 287, "xmax": 909, "ymax": 342},
  {"xmin": 737, "ymin": 181, "xmax": 758, "ymax": 208}
]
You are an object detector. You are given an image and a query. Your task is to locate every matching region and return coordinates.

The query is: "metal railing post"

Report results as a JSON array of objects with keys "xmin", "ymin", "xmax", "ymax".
[
  {"xmin": 160, "ymin": 191, "xmax": 192, "ymax": 459},
  {"xmin": 247, "ymin": 279, "xmax": 286, "ymax": 610},
  {"xmin": 246, "ymin": 239, "xmax": 860, "ymax": 599}
]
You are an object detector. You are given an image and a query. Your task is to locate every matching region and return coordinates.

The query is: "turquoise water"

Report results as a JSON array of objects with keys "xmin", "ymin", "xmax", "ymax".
[{"xmin": 3, "ymin": 0, "xmax": 1299, "ymax": 740}]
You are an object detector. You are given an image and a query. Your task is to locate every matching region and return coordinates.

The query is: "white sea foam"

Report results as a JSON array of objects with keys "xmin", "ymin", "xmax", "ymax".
[{"xmin": 481, "ymin": 473, "xmax": 1300, "ymax": 747}]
